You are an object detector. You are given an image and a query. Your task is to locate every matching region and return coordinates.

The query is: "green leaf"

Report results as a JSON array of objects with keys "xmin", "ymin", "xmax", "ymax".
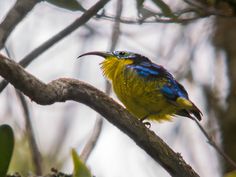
[
  {"xmin": 151, "ymin": 0, "xmax": 175, "ymax": 18},
  {"xmin": 45, "ymin": 0, "xmax": 86, "ymax": 11},
  {"xmin": 71, "ymin": 149, "xmax": 92, "ymax": 177},
  {"xmin": 0, "ymin": 124, "xmax": 14, "ymax": 177}
]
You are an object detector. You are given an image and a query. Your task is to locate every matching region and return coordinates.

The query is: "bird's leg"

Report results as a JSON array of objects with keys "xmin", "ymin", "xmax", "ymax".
[
  {"xmin": 139, "ymin": 115, "xmax": 151, "ymax": 128},
  {"xmin": 143, "ymin": 122, "xmax": 151, "ymax": 128},
  {"xmin": 140, "ymin": 111, "xmax": 160, "ymax": 128},
  {"xmin": 140, "ymin": 115, "xmax": 148, "ymax": 122}
]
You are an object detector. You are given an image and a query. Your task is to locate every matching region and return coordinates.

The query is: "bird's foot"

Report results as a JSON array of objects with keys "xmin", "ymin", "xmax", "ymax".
[
  {"xmin": 140, "ymin": 116, "xmax": 151, "ymax": 128},
  {"xmin": 143, "ymin": 121, "xmax": 151, "ymax": 128}
]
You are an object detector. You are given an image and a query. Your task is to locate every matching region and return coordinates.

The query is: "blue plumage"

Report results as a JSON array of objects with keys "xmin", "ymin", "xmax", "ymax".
[
  {"xmin": 127, "ymin": 59, "xmax": 189, "ymax": 102},
  {"xmin": 160, "ymin": 81, "xmax": 189, "ymax": 101},
  {"xmin": 127, "ymin": 65, "xmax": 159, "ymax": 77}
]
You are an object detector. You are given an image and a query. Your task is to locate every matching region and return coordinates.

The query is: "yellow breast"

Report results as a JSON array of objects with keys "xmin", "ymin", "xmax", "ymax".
[{"xmin": 100, "ymin": 57, "xmax": 177, "ymax": 121}]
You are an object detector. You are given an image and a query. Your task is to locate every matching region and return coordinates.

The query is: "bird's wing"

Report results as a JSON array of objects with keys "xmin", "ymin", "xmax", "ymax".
[
  {"xmin": 160, "ymin": 78, "xmax": 203, "ymax": 120},
  {"xmin": 128, "ymin": 61, "xmax": 188, "ymax": 99},
  {"xmin": 160, "ymin": 80, "xmax": 189, "ymax": 100},
  {"xmin": 160, "ymin": 77, "xmax": 203, "ymax": 120},
  {"xmin": 127, "ymin": 61, "xmax": 202, "ymax": 120},
  {"xmin": 127, "ymin": 61, "xmax": 173, "ymax": 79}
]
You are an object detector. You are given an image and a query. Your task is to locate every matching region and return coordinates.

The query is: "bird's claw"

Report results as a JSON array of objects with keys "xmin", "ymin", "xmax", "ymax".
[
  {"xmin": 143, "ymin": 121, "xmax": 151, "ymax": 128},
  {"xmin": 140, "ymin": 116, "xmax": 151, "ymax": 128}
]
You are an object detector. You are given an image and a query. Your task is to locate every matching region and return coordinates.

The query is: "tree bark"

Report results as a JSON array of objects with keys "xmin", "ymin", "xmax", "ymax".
[{"xmin": 0, "ymin": 0, "xmax": 110, "ymax": 93}]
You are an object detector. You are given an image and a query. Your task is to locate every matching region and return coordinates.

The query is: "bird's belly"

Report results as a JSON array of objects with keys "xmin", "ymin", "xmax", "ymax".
[{"xmin": 112, "ymin": 74, "xmax": 177, "ymax": 121}]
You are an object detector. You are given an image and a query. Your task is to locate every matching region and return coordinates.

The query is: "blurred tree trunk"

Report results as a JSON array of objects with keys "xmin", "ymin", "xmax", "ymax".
[{"xmin": 213, "ymin": 17, "xmax": 236, "ymax": 173}]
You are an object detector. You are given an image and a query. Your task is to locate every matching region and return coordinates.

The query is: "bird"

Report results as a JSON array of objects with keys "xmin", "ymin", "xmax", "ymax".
[{"xmin": 78, "ymin": 51, "xmax": 202, "ymax": 122}]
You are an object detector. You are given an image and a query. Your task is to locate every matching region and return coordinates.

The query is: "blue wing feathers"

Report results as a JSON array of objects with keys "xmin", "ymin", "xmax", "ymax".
[
  {"xmin": 161, "ymin": 85, "xmax": 177, "ymax": 99},
  {"xmin": 127, "ymin": 65, "xmax": 159, "ymax": 77},
  {"xmin": 127, "ymin": 61, "xmax": 189, "ymax": 101},
  {"xmin": 160, "ymin": 80, "xmax": 188, "ymax": 101},
  {"xmin": 125, "ymin": 58, "xmax": 202, "ymax": 120},
  {"xmin": 127, "ymin": 61, "xmax": 170, "ymax": 78}
]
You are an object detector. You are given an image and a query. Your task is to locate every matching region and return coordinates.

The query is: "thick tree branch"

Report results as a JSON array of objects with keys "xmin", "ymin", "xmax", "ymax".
[
  {"xmin": 4, "ymin": 46, "xmax": 43, "ymax": 175},
  {"xmin": 0, "ymin": 0, "xmax": 39, "ymax": 49},
  {"xmin": 0, "ymin": 54, "xmax": 199, "ymax": 177},
  {"xmin": 0, "ymin": 0, "xmax": 110, "ymax": 93}
]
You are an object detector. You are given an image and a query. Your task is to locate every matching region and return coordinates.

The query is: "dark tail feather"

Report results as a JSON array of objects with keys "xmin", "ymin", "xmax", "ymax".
[
  {"xmin": 176, "ymin": 108, "xmax": 202, "ymax": 121},
  {"xmin": 191, "ymin": 110, "xmax": 202, "ymax": 121},
  {"xmin": 190, "ymin": 102, "xmax": 203, "ymax": 121},
  {"xmin": 176, "ymin": 110, "xmax": 194, "ymax": 120}
]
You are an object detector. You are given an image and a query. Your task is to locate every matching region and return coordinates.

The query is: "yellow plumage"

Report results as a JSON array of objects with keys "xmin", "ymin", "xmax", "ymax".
[
  {"xmin": 101, "ymin": 57, "xmax": 188, "ymax": 121},
  {"xmin": 79, "ymin": 51, "xmax": 202, "ymax": 122}
]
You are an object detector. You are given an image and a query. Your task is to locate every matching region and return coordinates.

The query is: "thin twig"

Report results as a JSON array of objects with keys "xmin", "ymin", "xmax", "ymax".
[
  {"xmin": 194, "ymin": 118, "xmax": 236, "ymax": 170},
  {"xmin": 4, "ymin": 46, "xmax": 43, "ymax": 175},
  {"xmin": 50, "ymin": 103, "xmax": 76, "ymax": 159},
  {"xmin": 80, "ymin": 117, "xmax": 104, "ymax": 162},
  {"xmin": 0, "ymin": 0, "xmax": 110, "ymax": 93},
  {"xmin": 183, "ymin": 0, "xmax": 203, "ymax": 8},
  {"xmin": 16, "ymin": 92, "xmax": 43, "ymax": 175},
  {"xmin": 80, "ymin": 0, "xmax": 123, "ymax": 162},
  {"xmin": 96, "ymin": 12, "xmax": 204, "ymax": 24},
  {"xmin": 109, "ymin": 0, "xmax": 123, "ymax": 51},
  {"xmin": 0, "ymin": 0, "xmax": 39, "ymax": 50},
  {"xmin": 95, "ymin": 1, "xmax": 233, "ymax": 25}
]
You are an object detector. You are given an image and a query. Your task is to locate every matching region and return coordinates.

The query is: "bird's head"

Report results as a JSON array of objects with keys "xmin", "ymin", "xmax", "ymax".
[
  {"xmin": 78, "ymin": 51, "xmax": 151, "ymax": 80},
  {"xmin": 78, "ymin": 51, "xmax": 150, "ymax": 64}
]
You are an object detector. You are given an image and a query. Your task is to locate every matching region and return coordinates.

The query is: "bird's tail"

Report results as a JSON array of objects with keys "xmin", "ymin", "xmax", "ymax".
[{"xmin": 176, "ymin": 97, "xmax": 202, "ymax": 121}]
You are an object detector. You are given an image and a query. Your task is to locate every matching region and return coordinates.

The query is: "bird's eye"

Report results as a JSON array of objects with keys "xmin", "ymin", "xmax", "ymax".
[
  {"xmin": 113, "ymin": 51, "xmax": 131, "ymax": 59},
  {"xmin": 119, "ymin": 51, "xmax": 126, "ymax": 56}
]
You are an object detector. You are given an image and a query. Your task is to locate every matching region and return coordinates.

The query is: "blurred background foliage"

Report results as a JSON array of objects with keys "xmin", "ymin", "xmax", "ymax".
[{"xmin": 0, "ymin": 0, "xmax": 236, "ymax": 176}]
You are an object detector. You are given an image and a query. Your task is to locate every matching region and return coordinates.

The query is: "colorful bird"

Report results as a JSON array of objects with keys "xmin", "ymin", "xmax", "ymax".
[{"xmin": 79, "ymin": 51, "xmax": 202, "ymax": 122}]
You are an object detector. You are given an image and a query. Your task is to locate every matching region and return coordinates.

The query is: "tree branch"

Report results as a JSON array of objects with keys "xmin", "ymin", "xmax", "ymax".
[
  {"xmin": 193, "ymin": 118, "xmax": 236, "ymax": 169},
  {"xmin": 0, "ymin": 0, "xmax": 110, "ymax": 93},
  {"xmin": 0, "ymin": 54, "xmax": 200, "ymax": 177},
  {"xmin": 17, "ymin": 91, "xmax": 43, "ymax": 175},
  {"xmin": 80, "ymin": 0, "xmax": 123, "ymax": 162},
  {"xmin": 80, "ymin": 117, "xmax": 103, "ymax": 162},
  {"xmin": 96, "ymin": 12, "xmax": 204, "ymax": 24},
  {"xmin": 0, "ymin": 0, "xmax": 39, "ymax": 49},
  {"xmin": 4, "ymin": 46, "xmax": 43, "ymax": 175},
  {"xmin": 95, "ymin": 0, "xmax": 233, "ymax": 25}
]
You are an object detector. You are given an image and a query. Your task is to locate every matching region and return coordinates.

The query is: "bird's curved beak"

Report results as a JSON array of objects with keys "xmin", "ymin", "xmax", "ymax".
[{"xmin": 78, "ymin": 51, "xmax": 113, "ymax": 59}]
